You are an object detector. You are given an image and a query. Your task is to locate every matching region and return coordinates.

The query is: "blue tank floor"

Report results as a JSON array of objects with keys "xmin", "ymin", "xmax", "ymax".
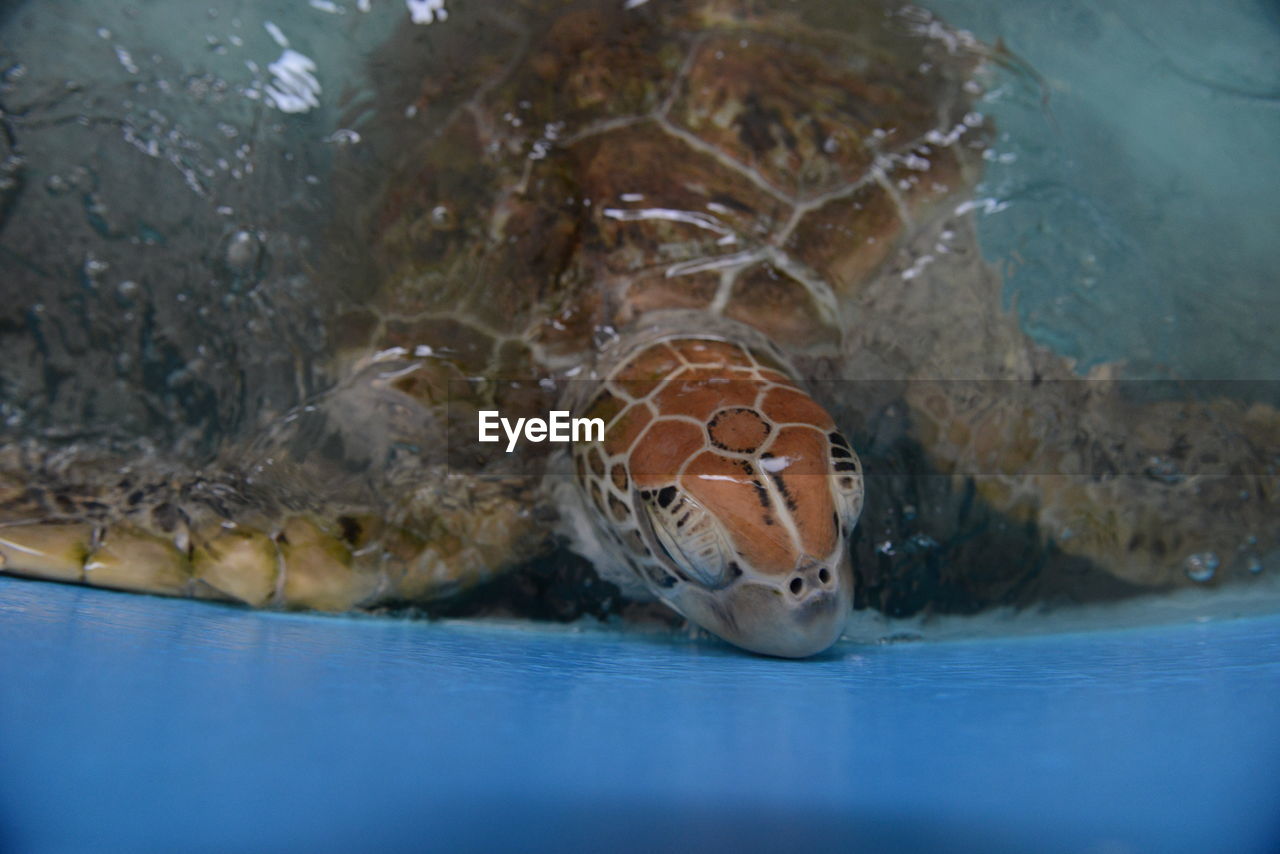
[{"xmin": 1, "ymin": 577, "xmax": 1278, "ymax": 853}]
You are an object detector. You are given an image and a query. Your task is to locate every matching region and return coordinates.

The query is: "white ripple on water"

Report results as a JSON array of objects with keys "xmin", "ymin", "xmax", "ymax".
[
  {"xmin": 406, "ymin": 0, "xmax": 448, "ymax": 25},
  {"xmin": 263, "ymin": 20, "xmax": 290, "ymax": 48},
  {"xmin": 265, "ymin": 48, "xmax": 321, "ymax": 114}
]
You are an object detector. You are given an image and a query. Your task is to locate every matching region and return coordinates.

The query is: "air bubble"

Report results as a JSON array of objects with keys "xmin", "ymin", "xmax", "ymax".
[
  {"xmin": 217, "ymin": 228, "xmax": 268, "ymax": 286},
  {"xmin": 1144, "ymin": 456, "xmax": 1183, "ymax": 484},
  {"xmin": 909, "ymin": 533, "xmax": 938, "ymax": 550},
  {"xmin": 1183, "ymin": 552, "xmax": 1219, "ymax": 583},
  {"xmin": 82, "ymin": 255, "xmax": 109, "ymax": 285},
  {"xmin": 1247, "ymin": 557, "xmax": 1263, "ymax": 575},
  {"xmin": 325, "ymin": 128, "xmax": 361, "ymax": 146},
  {"xmin": 225, "ymin": 230, "xmax": 259, "ymax": 268},
  {"xmin": 44, "ymin": 174, "xmax": 70, "ymax": 195},
  {"xmin": 429, "ymin": 205, "xmax": 455, "ymax": 229}
]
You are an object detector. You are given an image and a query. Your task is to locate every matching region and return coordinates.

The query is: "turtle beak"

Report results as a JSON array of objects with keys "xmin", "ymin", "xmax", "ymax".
[{"xmin": 669, "ymin": 552, "xmax": 852, "ymax": 658}]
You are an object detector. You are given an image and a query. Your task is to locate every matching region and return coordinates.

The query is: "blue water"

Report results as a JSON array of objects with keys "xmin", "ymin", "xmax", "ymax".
[
  {"xmin": 1, "ymin": 577, "xmax": 1278, "ymax": 853},
  {"xmin": 932, "ymin": 0, "xmax": 1280, "ymax": 378}
]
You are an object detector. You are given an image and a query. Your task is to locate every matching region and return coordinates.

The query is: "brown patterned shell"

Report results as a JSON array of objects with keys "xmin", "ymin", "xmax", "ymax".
[
  {"xmin": 346, "ymin": 0, "xmax": 987, "ymax": 388},
  {"xmin": 8, "ymin": 0, "xmax": 986, "ymax": 614}
]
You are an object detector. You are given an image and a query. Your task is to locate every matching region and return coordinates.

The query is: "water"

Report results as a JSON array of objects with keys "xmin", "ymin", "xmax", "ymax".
[
  {"xmin": 1, "ymin": 576, "xmax": 1279, "ymax": 853},
  {"xmin": 0, "ymin": 1, "xmax": 400, "ymax": 449},
  {"xmin": 1, "ymin": 1, "xmax": 1279, "ymax": 850},
  {"xmin": 932, "ymin": 0, "xmax": 1280, "ymax": 379}
]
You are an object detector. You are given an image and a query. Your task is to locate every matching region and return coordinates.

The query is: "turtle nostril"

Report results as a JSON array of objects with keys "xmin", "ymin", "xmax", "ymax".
[
  {"xmin": 789, "ymin": 577, "xmax": 804, "ymax": 595},
  {"xmin": 818, "ymin": 568, "xmax": 831, "ymax": 585}
]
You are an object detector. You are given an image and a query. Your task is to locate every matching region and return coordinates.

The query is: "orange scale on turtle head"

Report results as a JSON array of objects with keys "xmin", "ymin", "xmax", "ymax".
[
  {"xmin": 653, "ymin": 366, "xmax": 763, "ymax": 421},
  {"xmin": 707, "ymin": 407, "xmax": 772, "ymax": 454},
  {"xmin": 761, "ymin": 385, "xmax": 836, "ymax": 430},
  {"xmin": 669, "ymin": 338, "xmax": 756, "ymax": 368},
  {"xmin": 762, "ymin": 426, "xmax": 839, "ymax": 559},
  {"xmin": 629, "ymin": 418, "xmax": 706, "ymax": 489},
  {"xmin": 615, "ymin": 342, "xmax": 683, "ymax": 399},
  {"xmin": 679, "ymin": 450, "xmax": 798, "ymax": 575},
  {"xmin": 604, "ymin": 403, "xmax": 654, "ymax": 457},
  {"xmin": 756, "ymin": 367, "xmax": 799, "ymax": 388},
  {"xmin": 584, "ymin": 388, "xmax": 626, "ymax": 427}
]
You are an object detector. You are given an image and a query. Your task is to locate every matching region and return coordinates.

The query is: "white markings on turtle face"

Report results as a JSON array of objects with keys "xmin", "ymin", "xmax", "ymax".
[
  {"xmin": 828, "ymin": 430, "xmax": 865, "ymax": 524},
  {"xmin": 634, "ymin": 484, "xmax": 732, "ymax": 590},
  {"xmin": 759, "ymin": 454, "xmax": 790, "ymax": 473}
]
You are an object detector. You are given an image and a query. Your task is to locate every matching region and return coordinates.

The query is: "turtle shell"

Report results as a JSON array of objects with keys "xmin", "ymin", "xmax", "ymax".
[
  {"xmin": 0, "ymin": 0, "xmax": 996, "ymax": 615},
  {"xmin": 344, "ymin": 0, "xmax": 987, "ymax": 383},
  {"xmin": 294, "ymin": 0, "xmax": 990, "ymax": 608}
]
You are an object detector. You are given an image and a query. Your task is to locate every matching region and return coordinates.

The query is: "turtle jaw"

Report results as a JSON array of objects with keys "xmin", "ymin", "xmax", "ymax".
[{"xmin": 668, "ymin": 553, "xmax": 853, "ymax": 659}]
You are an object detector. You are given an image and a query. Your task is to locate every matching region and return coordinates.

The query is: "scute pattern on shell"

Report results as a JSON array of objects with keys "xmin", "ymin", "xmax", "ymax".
[{"xmin": 350, "ymin": 0, "xmax": 987, "ymax": 386}]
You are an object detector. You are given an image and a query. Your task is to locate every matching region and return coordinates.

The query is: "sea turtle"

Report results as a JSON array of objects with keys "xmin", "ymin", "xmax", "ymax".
[{"xmin": 0, "ymin": 0, "xmax": 1276, "ymax": 656}]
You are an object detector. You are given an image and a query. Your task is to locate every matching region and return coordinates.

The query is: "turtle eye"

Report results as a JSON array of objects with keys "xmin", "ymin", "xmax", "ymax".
[
  {"xmin": 827, "ymin": 431, "xmax": 865, "ymax": 528},
  {"xmin": 637, "ymin": 485, "xmax": 734, "ymax": 590}
]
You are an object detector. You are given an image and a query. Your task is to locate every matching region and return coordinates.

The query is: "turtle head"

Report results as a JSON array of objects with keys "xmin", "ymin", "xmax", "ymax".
[
  {"xmin": 577, "ymin": 331, "xmax": 864, "ymax": 657},
  {"xmin": 663, "ymin": 549, "xmax": 855, "ymax": 660},
  {"xmin": 632, "ymin": 413, "xmax": 863, "ymax": 658}
]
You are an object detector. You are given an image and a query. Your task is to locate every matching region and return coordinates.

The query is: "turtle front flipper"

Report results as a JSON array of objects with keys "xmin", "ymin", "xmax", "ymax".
[
  {"xmin": 0, "ymin": 471, "xmax": 543, "ymax": 612},
  {"xmin": 0, "ymin": 366, "xmax": 548, "ymax": 611}
]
